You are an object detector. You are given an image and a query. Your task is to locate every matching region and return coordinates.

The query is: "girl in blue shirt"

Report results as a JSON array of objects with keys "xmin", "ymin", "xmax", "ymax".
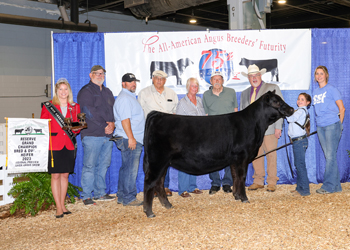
[
  {"xmin": 313, "ymin": 66, "xmax": 345, "ymax": 194},
  {"xmin": 287, "ymin": 93, "xmax": 311, "ymax": 196}
]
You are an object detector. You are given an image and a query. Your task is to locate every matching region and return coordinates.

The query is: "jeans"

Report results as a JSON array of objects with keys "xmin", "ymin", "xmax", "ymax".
[
  {"xmin": 115, "ymin": 138, "xmax": 143, "ymax": 205},
  {"xmin": 178, "ymin": 171, "xmax": 197, "ymax": 195},
  {"xmin": 81, "ymin": 136, "xmax": 113, "ymax": 200},
  {"xmin": 317, "ymin": 121, "xmax": 343, "ymax": 193},
  {"xmin": 164, "ymin": 169, "xmax": 170, "ymax": 188},
  {"xmin": 292, "ymin": 137, "xmax": 310, "ymax": 196},
  {"xmin": 209, "ymin": 166, "xmax": 233, "ymax": 187}
]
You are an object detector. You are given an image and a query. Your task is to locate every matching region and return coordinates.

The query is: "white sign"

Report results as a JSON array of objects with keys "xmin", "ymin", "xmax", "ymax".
[
  {"xmin": 7, "ymin": 118, "xmax": 49, "ymax": 173},
  {"xmin": 105, "ymin": 29, "xmax": 311, "ymax": 95}
]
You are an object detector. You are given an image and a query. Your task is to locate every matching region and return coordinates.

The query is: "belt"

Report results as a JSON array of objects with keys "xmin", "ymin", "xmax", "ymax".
[{"xmin": 291, "ymin": 134, "xmax": 307, "ymax": 142}]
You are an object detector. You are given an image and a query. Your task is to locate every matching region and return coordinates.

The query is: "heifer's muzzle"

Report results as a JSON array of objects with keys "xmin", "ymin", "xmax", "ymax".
[{"xmin": 279, "ymin": 103, "xmax": 294, "ymax": 117}]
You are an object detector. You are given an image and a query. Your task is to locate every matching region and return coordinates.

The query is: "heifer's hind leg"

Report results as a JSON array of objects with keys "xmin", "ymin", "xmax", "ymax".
[
  {"xmin": 143, "ymin": 171, "xmax": 157, "ymax": 218},
  {"xmin": 230, "ymin": 164, "xmax": 249, "ymax": 203},
  {"xmin": 155, "ymin": 167, "xmax": 173, "ymax": 209},
  {"xmin": 143, "ymin": 162, "xmax": 172, "ymax": 218},
  {"xmin": 143, "ymin": 155, "xmax": 161, "ymax": 218}
]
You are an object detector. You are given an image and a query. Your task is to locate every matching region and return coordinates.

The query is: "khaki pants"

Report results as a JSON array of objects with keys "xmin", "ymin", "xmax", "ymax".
[{"xmin": 251, "ymin": 134, "xmax": 279, "ymax": 186}]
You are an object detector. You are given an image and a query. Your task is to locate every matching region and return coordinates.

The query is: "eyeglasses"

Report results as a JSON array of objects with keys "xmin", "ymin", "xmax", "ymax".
[
  {"xmin": 153, "ymin": 76, "xmax": 166, "ymax": 81},
  {"xmin": 248, "ymin": 73, "xmax": 261, "ymax": 78},
  {"xmin": 93, "ymin": 72, "xmax": 105, "ymax": 76}
]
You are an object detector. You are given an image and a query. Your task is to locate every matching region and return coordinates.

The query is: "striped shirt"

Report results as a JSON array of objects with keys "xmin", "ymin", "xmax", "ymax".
[{"xmin": 176, "ymin": 95, "xmax": 206, "ymax": 116}]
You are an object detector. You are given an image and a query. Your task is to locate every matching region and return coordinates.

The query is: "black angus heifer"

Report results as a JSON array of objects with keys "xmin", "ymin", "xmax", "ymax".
[{"xmin": 143, "ymin": 91, "xmax": 294, "ymax": 218}]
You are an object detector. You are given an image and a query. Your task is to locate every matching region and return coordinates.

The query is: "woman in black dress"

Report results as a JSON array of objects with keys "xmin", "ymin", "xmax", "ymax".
[{"xmin": 40, "ymin": 78, "xmax": 81, "ymax": 218}]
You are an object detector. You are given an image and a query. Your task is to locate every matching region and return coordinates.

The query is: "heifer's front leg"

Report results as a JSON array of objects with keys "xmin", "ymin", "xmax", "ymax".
[
  {"xmin": 230, "ymin": 164, "xmax": 237, "ymax": 196},
  {"xmin": 231, "ymin": 164, "xmax": 249, "ymax": 203}
]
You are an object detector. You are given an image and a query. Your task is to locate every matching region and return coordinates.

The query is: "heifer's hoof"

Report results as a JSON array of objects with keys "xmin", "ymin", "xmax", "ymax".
[
  {"xmin": 165, "ymin": 204, "xmax": 173, "ymax": 209},
  {"xmin": 147, "ymin": 213, "xmax": 156, "ymax": 218},
  {"xmin": 242, "ymin": 200, "xmax": 250, "ymax": 203}
]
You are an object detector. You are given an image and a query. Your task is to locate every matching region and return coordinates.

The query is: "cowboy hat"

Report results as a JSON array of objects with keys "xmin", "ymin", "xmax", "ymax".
[{"xmin": 241, "ymin": 64, "xmax": 267, "ymax": 77}]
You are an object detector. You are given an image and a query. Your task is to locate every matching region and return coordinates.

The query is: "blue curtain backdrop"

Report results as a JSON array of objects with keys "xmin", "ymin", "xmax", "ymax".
[{"xmin": 53, "ymin": 30, "xmax": 350, "ymax": 195}]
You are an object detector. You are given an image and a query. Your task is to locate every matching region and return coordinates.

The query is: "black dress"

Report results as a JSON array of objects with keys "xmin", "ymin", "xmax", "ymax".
[{"xmin": 48, "ymin": 146, "xmax": 75, "ymax": 174}]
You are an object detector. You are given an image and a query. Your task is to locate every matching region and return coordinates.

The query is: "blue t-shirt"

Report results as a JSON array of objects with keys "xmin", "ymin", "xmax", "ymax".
[
  {"xmin": 313, "ymin": 84, "xmax": 341, "ymax": 127},
  {"xmin": 113, "ymin": 88, "xmax": 145, "ymax": 144}
]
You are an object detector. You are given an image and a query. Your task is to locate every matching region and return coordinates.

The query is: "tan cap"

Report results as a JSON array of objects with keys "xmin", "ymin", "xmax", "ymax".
[{"xmin": 152, "ymin": 70, "xmax": 168, "ymax": 78}]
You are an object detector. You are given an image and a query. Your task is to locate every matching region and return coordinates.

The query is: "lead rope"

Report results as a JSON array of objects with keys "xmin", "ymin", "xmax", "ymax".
[
  {"xmin": 5, "ymin": 117, "xmax": 8, "ymax": 169},
  {"xmin": 284, "ymin": 121, "xmax": 294, "ymax": 178}
]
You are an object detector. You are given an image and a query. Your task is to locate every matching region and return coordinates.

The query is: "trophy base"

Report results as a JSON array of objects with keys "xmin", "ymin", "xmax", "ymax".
[{"xmin": 62, "ymin": 123, "xmax": 87, "ymax": 131}]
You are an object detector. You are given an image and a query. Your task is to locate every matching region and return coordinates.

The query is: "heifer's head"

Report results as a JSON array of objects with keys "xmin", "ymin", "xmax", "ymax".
[{"xmin": 262, "ymin": 90, "xmax": 294, "ymax": 121}]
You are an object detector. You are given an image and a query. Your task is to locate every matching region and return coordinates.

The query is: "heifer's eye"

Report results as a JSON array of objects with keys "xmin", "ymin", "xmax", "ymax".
[{"xmin": 271, "ymin": 99, "xmax": 280, "ymax": 108}]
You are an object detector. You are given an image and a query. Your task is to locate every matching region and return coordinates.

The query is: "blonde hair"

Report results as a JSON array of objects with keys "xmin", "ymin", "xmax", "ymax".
[
  {"xmin": 186, "ymin": 77, "xmax": 200, "ymax": 93},
  {"xmin": 314, "ymin": 65, "xmax": 329, "ymax": 84},
  {"xmin": 52, "ymin": 78, "xmax": 74, "ymax": 105}
]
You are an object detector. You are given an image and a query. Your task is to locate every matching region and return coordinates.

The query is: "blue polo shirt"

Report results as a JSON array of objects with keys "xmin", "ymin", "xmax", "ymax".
[{"xmin": 113, "ymin": 88, "xmax": 145, "ymax": 144}]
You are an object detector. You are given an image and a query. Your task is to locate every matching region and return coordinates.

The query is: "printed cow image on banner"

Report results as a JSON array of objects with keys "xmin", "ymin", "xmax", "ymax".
[
  {"xmin": 104, "ymin": 29, "xmax": 311, "ymax": 95},
  {"xmin": 150, "ymin": 58, "xmax": 194, "ymax": 85},
  {"xmin": 7, "ymin": 118, "xmax": 49, "ymax": 173}
]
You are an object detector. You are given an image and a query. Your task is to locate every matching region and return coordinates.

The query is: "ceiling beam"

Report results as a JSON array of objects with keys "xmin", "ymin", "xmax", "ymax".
[
  {"xmin": 174, "ymin": 13, "xmax": 228, "ymax": 24},
  {"xmin": 79, "ymin": 0, "xmax": 124, "ymax": 14},
  {"xmin": 283, "ymin": 2, "xmax": 350, "ymax": 22},
  {"xmin": 328, "ymin": 0, "xmax": 350, "ymax": 8}
]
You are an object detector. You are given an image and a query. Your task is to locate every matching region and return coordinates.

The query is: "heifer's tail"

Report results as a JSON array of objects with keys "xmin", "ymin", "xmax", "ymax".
[
  {"xmin": 143, "ymin": 111, "xmax": 159, "ymax": 172},
  {"xmin": 144, "ymin": 111, "xmax": 159, "ymax": 146}
]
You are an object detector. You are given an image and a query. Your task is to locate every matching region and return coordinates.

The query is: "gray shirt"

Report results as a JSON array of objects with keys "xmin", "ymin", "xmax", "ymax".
[{"xmin": 202, "ymin": 87, "xmax": 238, "ymax": 115}]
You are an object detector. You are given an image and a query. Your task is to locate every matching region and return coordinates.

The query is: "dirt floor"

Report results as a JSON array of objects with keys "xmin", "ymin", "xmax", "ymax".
[{"xmin": 1, "ymin": 183, "xmax": 350, "ymax": 250}]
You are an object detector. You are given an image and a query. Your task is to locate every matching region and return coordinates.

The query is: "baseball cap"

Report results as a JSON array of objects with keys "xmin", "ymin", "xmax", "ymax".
[
  {"xmin": 122, "ymin": 73, "xmax": 140, "ymax": 82},
  {"xmin": 211, "ymin": 71, "xmax": 224, "ymax": 78}
]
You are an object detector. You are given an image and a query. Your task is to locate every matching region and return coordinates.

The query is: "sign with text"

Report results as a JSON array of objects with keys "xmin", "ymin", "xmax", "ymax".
[
  {"xmin": 7, "ymin": 118, "xmax": 49, "ymax": 173},
  {"xmin": 105, "ymin": 29, "xmax": 311, "ymax": 95}
]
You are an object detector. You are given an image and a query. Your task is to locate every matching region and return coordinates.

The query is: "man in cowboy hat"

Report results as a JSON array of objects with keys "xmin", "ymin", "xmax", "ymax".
[{"xmin": 240, "ymin": 64, "xmax": 284, "ymax": 192}]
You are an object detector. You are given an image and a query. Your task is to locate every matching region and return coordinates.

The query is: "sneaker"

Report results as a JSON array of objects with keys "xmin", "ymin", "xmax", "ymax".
[
  {"xmin": 94, "ymin": 194, "xmax": 115, "ymax": 201},
  {"xmin": 209, "ymin": 186, "xmax": 220, "ymax": 195},
  {"xmin": 316, "ymin": 188, "xmax": 331, "ymax": 194},
  {"xmin": 124, "ymin": 199, "xmax": 143, "ymax": 206},
  {"xmin": 83, "ymin": 198, "xmax": 96, "ymax": 206},
  {"xmin": 223, "ymin": 185, "xmax": 232, "ymax": 193}
]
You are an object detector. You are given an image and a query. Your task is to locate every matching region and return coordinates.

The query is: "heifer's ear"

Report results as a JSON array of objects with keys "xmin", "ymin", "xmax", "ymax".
[
  {"xmin": 264, "ymin": 93, "xmax": 270, "ymax": 103},
  {"xmin": 272, "ymin": 89, "xmax": 276, "ymax": 94}
]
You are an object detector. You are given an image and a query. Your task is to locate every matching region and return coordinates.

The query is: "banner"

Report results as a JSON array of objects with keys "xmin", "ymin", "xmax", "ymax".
[
  {"xmin": 7, "ymin": 118, "xmax": 49, "ymax": 173},
  {"xmin": 105, "ymin": 29, "xmax": 311, "ymax": 95}
]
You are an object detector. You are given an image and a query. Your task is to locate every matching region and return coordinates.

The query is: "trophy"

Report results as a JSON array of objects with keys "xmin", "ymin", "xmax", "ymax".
[{"xmin": 62, "ymin": 113, "xmax": 88, "ymax": 131}]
